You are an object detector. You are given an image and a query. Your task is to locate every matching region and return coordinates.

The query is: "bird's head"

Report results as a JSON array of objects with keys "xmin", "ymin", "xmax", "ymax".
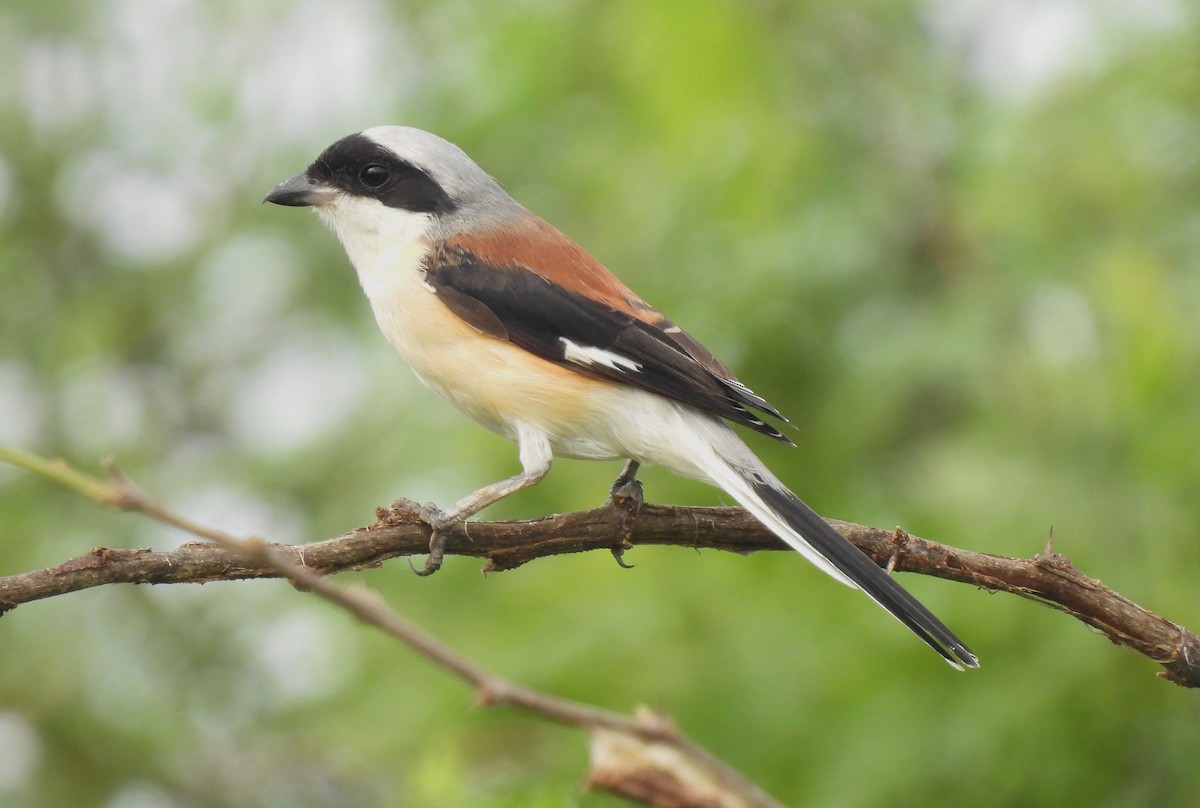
[{"xmin": 265, "ymin": 126, "xmax": 521, "ymax": 250}]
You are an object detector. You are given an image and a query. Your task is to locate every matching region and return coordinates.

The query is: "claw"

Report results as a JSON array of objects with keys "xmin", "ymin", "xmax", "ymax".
[
  {"xmin": 406, "ymin": 502, "xmax": 456, "ymax": 576},
  {"xmin": 608, "ymin": 460, "xmax": 643, "ymax": 504},
  {"xmin": 408, "ymin": 542, "xmax": 445, "ymax": 576},
  {"xmin": 610, "ymin": 545, "xmax": 636, "ymax": 569},
  {"xmin": 609, "ymin": 476, "xmax": 644, "ymax": 506}
]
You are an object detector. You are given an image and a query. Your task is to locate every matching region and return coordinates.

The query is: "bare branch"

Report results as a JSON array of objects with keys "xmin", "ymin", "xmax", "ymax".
[{"xmin": 1, "ymin": 447, "xmax": 1197, "ymax": 689}]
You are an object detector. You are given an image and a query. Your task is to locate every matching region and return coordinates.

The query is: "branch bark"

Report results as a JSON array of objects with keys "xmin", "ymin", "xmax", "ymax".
[
  {"xmin": 3, "ymin": 496, "xmax": 1197, "ymax": 688},
  {"xmin": 1, "ymin": 446, "xmax": 1197, "ymax": 691}
]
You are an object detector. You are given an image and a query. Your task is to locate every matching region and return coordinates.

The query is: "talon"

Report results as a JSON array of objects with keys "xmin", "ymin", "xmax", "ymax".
[
  {"xmin": 610, "ymin": 546, "xmax": 636, "ymax": 569},
  {"xmin": 405, "ymin": 502, "xmax": 455, "ymax": 576},
  {"xmin": 408, "ymin": 552, "xmax": 443, "ymax": 577},
  {"xmin": 409, "ymin": 529, "xmax": 450, "ymax": 576},
  {"xmin": 408, "ymin": 555, "xmax": 442, "ymax": 576},
  {"xmin": 608, "ymin": 460, "xmax": 643, "ymax": 504},
  {"xmin": 609, "ymin": 476, "xmax": 644, "ymax": 506}
]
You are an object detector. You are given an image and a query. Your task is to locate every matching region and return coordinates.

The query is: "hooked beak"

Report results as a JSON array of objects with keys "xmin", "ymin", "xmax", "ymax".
[{"xmin": 263, "ymin": 172, "xmax": 337, "ymax": 207}]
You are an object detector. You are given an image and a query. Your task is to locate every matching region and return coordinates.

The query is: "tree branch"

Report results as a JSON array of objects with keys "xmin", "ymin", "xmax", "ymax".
[
  {"xmin": 0, "ymin": 445, "xmax": 786, "ymax": 808},
  {"xmin": 1, "ymin": 445, "xmax": 1197, "ymax": 689}
]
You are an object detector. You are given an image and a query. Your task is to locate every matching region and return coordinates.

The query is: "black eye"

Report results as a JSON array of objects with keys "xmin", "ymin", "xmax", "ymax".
[{"xmin": 359, "ymin": 163, "xmax": 390, "ymax": 188}]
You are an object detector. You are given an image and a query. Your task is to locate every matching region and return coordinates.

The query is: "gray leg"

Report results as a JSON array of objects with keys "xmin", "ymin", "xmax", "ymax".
[
  {"xmin": 609, "ymin": 459, "xmax": 641, "ymax": 500},
  {"xmin": 412, "ymin": 426, "xmax": 553, "ymax": 576}
]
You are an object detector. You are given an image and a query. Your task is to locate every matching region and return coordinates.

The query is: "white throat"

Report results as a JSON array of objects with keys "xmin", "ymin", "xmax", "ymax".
[
  {"xmin": 312, "ymin": 197, "xmax": 445, "ymax": 385},
  {"xmin": 316, "ymin": 199, "xmax": 432, "ymax": 271}
]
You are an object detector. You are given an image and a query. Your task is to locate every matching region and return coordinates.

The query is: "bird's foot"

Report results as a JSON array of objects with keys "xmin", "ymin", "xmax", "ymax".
[
  {"xmin": 401, "ymin": 501, "xmax": 459, "ymax": 577},
  {"xmin": 607, "ymin": 461, "xmax": 644, "ymax": 506},
  {"xmin": 608, "ymin": 475, "xmax": 644, "ymax": 505},
  {"xmin": 606, "ymin": 463, "xmax": 643, "ymax": 569}
]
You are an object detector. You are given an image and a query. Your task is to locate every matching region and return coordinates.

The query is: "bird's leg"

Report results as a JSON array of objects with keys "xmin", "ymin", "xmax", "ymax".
[
  {"xmin": 607, "ymin": 459, "xmax": 643, "ymax": 569},
  {"xmin": 608, "ymin": 459, "xmax": 642, "ymax": 502},
  {"xmin": 410, "ymin": 428, "xmax": 552, "ymax": 576}
]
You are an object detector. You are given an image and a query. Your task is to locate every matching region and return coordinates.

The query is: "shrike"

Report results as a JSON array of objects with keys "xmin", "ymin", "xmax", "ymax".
[{"xmin": 265, "ymin": 126, "xmax": 977, "ymax": 669}]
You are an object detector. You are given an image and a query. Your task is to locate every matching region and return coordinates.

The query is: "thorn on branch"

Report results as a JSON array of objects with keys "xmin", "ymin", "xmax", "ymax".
[{"xmin": 886, "ymin": 527, "xmax": 910, "ymax": 576}]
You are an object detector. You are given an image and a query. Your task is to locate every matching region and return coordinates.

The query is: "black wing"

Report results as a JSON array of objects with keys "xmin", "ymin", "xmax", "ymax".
[{"xmin": 424, "ymin": 245, "xmax": 792, "ymax": 443}]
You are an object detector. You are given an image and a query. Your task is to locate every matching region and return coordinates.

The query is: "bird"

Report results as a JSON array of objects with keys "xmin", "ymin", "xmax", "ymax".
[{"xmin": 265, "ymin": 126, "xmax": 978, "ymax": 670}]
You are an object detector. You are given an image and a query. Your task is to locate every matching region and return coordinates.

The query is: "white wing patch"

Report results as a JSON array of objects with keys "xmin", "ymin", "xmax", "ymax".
[{"xmin": 560, "ymin": 338, "xmax": 642, "ymax": 373}]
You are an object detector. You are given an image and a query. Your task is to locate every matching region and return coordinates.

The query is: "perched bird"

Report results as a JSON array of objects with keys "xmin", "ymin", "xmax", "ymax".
[{"xmin": 265, "ymin": 126, "xmax": 978, "ymax": 669}]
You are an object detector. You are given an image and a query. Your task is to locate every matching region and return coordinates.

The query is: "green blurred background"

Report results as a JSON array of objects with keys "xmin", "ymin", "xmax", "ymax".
[{"xmin": 2, "ymin": 0, "xmax": 1198, "ymax": 805}]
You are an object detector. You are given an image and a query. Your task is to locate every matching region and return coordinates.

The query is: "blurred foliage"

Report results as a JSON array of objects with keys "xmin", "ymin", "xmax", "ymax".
[{"xmin": 1, "ymin": 0, "xmax": 1199, "ymax": 806}]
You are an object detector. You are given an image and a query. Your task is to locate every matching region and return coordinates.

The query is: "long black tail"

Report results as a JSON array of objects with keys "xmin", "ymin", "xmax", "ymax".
[
  {"xmin": 694, "ymin": 425, "xmax": 978, "ymax": 669},
  {"xmin": 755, "ymin": 483, "xmax": 977, "ymax": 669}
]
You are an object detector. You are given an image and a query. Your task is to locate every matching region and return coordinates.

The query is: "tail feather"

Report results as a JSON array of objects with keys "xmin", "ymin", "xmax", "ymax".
[{"xmin": 697, "ymin": 436, "xmax": 979, "ymax": 670}]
